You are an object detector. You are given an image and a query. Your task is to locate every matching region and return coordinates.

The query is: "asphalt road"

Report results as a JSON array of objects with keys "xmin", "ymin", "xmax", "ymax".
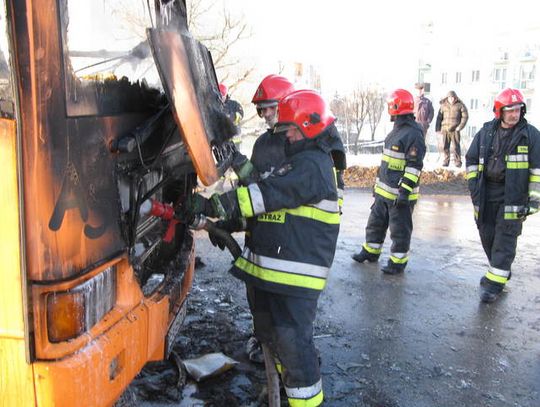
[{"xmin": 318, "ymin": 190, "xmax": 540, "ymax": 407}]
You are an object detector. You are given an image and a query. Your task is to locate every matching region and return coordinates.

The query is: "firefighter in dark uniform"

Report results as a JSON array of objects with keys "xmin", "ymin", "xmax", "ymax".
[
  {"xmin": 466, "ymin": 88, "xmax": 540, "ymax": 303},
  {"xmin": 189, "ymin": 90, "xmax": 340, "ymax": 406},
  {"xmin": 249, "ymin": 74, "xmax": 294, "ymax": 176},
  {"xmin": 228, "ymin": 74, "xmax": 296, "ymax": 364},
  {"xmin": 219, "ymin": 83, "xmax": 244, "ymax": 126},
  {"xmin": 352, "ymin": 89, "xmax": 426, "ymax": 274}
]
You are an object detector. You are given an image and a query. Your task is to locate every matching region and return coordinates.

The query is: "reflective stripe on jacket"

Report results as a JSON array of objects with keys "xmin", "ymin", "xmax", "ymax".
[
  {"xmin": 228, "ymin": 144, "xmax": 340, "ymax": 299},
  {"xmin": 374, "ymin": 115, "xmax": 426, "ymax": 201},
  {"xmin": 465, "ymin": 118, "xmax": 540, "ymax": 221}
]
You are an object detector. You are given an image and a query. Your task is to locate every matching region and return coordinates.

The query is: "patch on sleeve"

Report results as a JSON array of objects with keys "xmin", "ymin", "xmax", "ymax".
[
  {"xmin": 517, "ymin": 145, "xmax": 528, "ymax": 153},
  {"xmin": 391, "ymin": 145, "xmax": 400, "ymax": 151},
  {"xmin": 409, "ymin": 146, "xmax": 418, "ymax": 157},
  {"xmin": 274, "ymin": 163, "xmax": 293, "ymax": 176}
]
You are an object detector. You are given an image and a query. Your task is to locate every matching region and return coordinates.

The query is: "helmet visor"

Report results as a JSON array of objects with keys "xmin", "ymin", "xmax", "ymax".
[
  {"xmin": 273, "ymin": 122, "xmax": 296, "ymax": 134},
  {"xmin": 255, "ymin": 101, "xmax": 278, "ymax": 116},
  {"xmin": 502, "ymin": 104, "xmax": 523, "ymax": 112}
]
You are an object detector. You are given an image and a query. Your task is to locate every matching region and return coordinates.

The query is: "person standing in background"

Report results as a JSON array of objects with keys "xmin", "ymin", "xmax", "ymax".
[
  {"xmin": 435, "ymin": 90, "xmax": 468, "ymax": 167},
  {"xmin": 413, "ymin": 82, "xmax": 434, "ymax": 138}
]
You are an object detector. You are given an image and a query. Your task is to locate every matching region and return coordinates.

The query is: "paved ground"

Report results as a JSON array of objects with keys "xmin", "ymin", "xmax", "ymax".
[{"xmin": 133, "ymin": 189, "xmax": 540, "ymax": 407}]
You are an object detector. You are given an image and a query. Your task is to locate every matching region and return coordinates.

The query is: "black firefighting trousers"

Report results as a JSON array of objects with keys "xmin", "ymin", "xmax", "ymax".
[
  {"xmin": 246, "ymin": 284, "xmax": 320, "ymax": 391},
  {"xmin": 365, "ymin": 197, "xmax": 414, "ymax": 256},
  {"xmin": 478, "ymin": 200, "xmax": 522, "ymax": 271}
]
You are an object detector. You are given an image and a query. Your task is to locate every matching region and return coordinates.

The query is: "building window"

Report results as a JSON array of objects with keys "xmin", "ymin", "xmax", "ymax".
[
  {"xmin": 526, "ymin": 98, "xmax": 532, "ymax": 111},
  {"xmin": 494, "ymin": 68, "xmax": 507, "ymax": 81},
  {"xmin": 471, "ymin": 70, "xmax": 480, "ymax": 82},
  {"xmin": 468, "ymin": 126, "xmax": 477, "ymax": 138},
  {"xmin": 441, "ymin": 72, "xmax": 447, "ymax": 84},
  {"xmin": 519, "ymin": 64, "xmax": 536, "ymax": 89},
  {"xmin": 493, "ymin": 68, "xmax": 507, "ymax": 90},
  {"xmin": 469, "ymin": 99, "xmax": 479, "ymax": 110},
  {"xmin": 455, "ymin": 72, "xmax": 462, "ymax": 83}
]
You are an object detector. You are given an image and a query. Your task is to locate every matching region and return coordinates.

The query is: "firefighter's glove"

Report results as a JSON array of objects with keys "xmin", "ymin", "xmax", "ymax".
[
  {"xmin": 232, "ymin": 151, "xmax": 259, "ymax": 185},
  {"xmin": 184, "ymin": 193, "xmax": 215, "ymax": 218},
  {"xmin": 185, "ymin": 193, "xmax": 227, "ymax": 219},
  {"xmin": 394, "ymin": 190, "xmax": 410, "ymax": 207},
  {"xmin": 209, "ymin": 231, "xmax": 227, "ymax": 251},
  {"xmin": 517, "ymin": 206, "xmax": 531, "ymax": 219}
]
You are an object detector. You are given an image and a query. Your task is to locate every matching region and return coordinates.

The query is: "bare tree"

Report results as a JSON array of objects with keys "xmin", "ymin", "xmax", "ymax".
[
  {"xmin": 330, "ymin": 93, "xmax": 352, "ymax": 150},
  {"xmin": 366, "ymin": 89, "xmax": 385, "ymax": 141},
  {"xmin": 349, "ymin": 87, "xmax": 369, "ymax": 153},
  {"xmin": 186, "ymin": 0, "xmax": 254, "ymax": 92}
]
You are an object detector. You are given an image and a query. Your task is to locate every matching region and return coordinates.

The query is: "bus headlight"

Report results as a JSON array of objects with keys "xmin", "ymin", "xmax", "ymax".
[{"xmin": 46, "ymin": 266, "xmax": 117, "ymax": 343}]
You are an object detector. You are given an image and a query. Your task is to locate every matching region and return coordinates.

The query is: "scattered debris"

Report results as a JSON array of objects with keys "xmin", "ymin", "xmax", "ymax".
[{"xmin": 183, "ymin": 352, "xmax": 238, "ymax": 382}]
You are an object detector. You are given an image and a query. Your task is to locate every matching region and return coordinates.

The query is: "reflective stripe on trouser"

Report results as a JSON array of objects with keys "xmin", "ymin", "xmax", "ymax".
[
  {"xmin": 246, "ymin": 285, "xmax": 322, "ymax": 406},
  {"xmin": 365, "ymin": 197, "xmax": 414, "ymax": 256},
  {"xmin": 389, "ymin": 252, "xmax": 409, "ymax": 265},
  {"xmin": 486, "ymin": 266, "xmax": 511, "ymax": 284},
  {"xmin": 363, "ymin": 242, "xmax": 382, "ymax": 254},
  {"xmin": 478, "ymin": 200, "xmax": 522, "ymax": 279}
]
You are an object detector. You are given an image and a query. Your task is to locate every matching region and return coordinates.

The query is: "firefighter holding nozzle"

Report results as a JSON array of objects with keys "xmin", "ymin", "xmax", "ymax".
[{"xmin": 186, "ymin": 90, "xmax": 341, "ymax": 406}]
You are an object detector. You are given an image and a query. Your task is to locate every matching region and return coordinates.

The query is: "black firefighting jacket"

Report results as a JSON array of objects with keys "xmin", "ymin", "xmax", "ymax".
[
  {"xmin": 221, "ymin": 130, "xmax": 340, "ymax": 299},
  {"xmin": 374, "ymin": 115, "xmax": 426, "ymax": 201},
  {"xmin": 465, "ymin": 118, "xmax": 540, "ymax": 221},
  {"xmin": 250, "ymin": 129, "xmax": 286, "ymax": 176}
]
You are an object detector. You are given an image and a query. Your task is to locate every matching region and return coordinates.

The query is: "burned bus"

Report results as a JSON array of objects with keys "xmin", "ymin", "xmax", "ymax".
[{"xmin": 0, "ymin": 0, "xmax": 236, "ymax": 405}]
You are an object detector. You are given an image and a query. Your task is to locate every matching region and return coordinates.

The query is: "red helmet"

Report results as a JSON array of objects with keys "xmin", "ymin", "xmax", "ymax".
[
  {"xmin": 276, "ymin": 90, "xmax": 335, "ymax": 139},
  {"xmin": 493, "ymin": 88, "xmax": 526, "ymax": 119},
  {"xmin": 251, "ymin": 74, "xmax": 295, "ymax": 108},
  {"xmin": 387, "ymin": 89, "xmax": 415, "ymax": 116},
  {"xmin": 218, "ymin": 83, "xmax": 228, "ymax": 99}
]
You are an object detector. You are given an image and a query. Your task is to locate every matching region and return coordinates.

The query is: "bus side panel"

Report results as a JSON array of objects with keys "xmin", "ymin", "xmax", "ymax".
[
  {"xmin": 0, "ymin": 118, "xmax": 36, "ymax": 406},
  {"xmin": 0, "ymin": 339, "xmax": 36, "ymax": 406}
]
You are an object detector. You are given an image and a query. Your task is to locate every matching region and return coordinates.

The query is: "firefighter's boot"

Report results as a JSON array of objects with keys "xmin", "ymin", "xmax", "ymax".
[
  {"xmin": 479, "ymin": 276, "xmax": 504, "ymax": 303},
  {"xmin": 352, "ymin": 248, "xmax": 379, "ymax": 264},
  {"xmin": 246, "ymin": 336, "xmax": 264, "ymax": 364},
  {"xmin": 381, "ymin": 259, "xmax": 406, "ymax": 275}
]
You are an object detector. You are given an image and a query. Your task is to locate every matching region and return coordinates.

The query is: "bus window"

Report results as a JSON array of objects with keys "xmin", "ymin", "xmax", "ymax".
[
  {"xmin": 0, "ymin": 4, "xmax": 14, "ymax": 119},
  {"xmin": 60, "ymin": 0, "xmax": 162, "ymax": 116}
]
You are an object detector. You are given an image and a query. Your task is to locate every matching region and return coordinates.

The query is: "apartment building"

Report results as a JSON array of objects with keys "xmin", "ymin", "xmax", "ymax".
[{"xmin": 419, "ymin": 26, "xmax": 540, "ymax": 152}]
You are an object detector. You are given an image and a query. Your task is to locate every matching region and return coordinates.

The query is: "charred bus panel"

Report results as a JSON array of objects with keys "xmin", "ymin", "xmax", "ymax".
[{"xmin": 0, "ymin": 0, "xmax": 234, "ymax": 405}]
